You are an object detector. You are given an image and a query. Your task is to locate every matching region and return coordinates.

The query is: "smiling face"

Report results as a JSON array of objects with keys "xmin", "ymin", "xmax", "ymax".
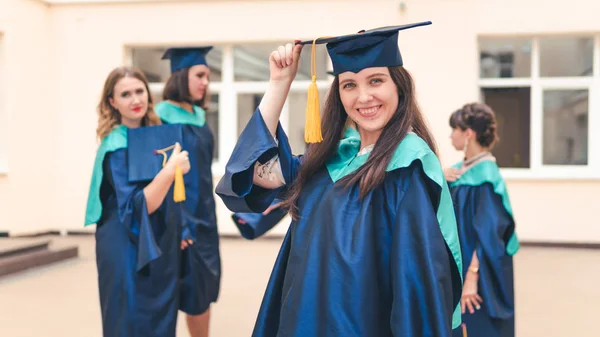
[
  {"xmin": 338, "ymin": 67, "xmax": 399, "ymax": 145},
  {"xmin": 109, "ymin": 76, "xmax": 149, "ymax": 128}
]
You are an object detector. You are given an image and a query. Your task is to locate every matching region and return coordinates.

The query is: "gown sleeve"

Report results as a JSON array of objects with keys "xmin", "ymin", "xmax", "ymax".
[
  {"xmin": 231, "ymin": 200, "xmax": 288, "ymax": 240},
  {"xmin": 215, "ymin": 109, "xmax": 302, "ymax": 213},
  {"xmin": 390, "ymin": 164, "xmax": 462, "ymax": 337},
  {"xmin": 472, "ymin": 183, "xmax": 516, "ymax": 319},
  {"xmin": 102, "ymin": 150, "xmax": 162, "ymax": 272}
]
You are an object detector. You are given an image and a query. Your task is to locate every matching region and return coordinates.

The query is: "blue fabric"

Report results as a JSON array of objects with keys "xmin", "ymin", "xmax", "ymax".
[
  {"xmin": 162, "ymin": 46, "xmax": 213, "ymax": 73},
  {"xmin": 298, "ymin": 21, "xmax": 431, "ymax": 75},
  {"xmin": 451, "ymin": 160, "xmax": 520, "ymax": 255},
  {"xmin": 126, "ymin": 124, "xmax": 184, "ymax": 183},
  {"xmin": 450, "ymin": 183, "xmax": 516, "ymax": 337},
  {"xmin": 326, "ymin": 128, "xmax": 464, "ymax": 288},
  {"xmin": 231, "ymin": 199, "xmax": 287, "ymax": 240},
  {"xmin": 215, "ymin": 110, "xmax": 300, "ymax": 213},
  {"xmin": 216, "ymin": 109, "xmax": 462, "ymax": 336},
  {"xmin": 95, "ymin": 148, "xmax": 181, "ymax": 337},
  {"xmin": 451, "ymin": 306, "xmax": 515, "ymax": 337},
  {"xmin": 157, "ymin": 103, "xmax": 221, "ymax": 315}
]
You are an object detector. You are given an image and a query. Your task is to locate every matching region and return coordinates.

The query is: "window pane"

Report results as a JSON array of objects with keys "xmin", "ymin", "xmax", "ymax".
[
  {"xmin": 540, "ymin": 37, "xmax": 593, "ymax": 77},
  {"xmin": 234, "ymin": 43, "xmax": 329, "ymax": 81},
  {"xmin": 297, "ymin": 45, "xmax": 330, "ymax": 81},
  {"xmin": 479, "ymin": 38, "xmax": 532, "ymax": 78},
  {"xmin": 287, "ymin": 89, "xmax": 329, "ymax": 155},
  {"xmin": 237, "ymin": 93, "xmax": 263, "ymax": 136},
  {"xmin": 207, "ymin": 94, "xmax": 219, "ymax": 160},
  {"xmin": 543, "ymin": 90, "xmax": 588, "ymax": 165},
  {"xmin": 150, "ymin": 87, "xmax": 163, "ymax": 104},
  {"xmin": 481, "ymin": 87, "xmax": 531, "ymax": 168},
  {"xmin": 131, "ymin": 46, "xmax": 223, "ymax": 82}
]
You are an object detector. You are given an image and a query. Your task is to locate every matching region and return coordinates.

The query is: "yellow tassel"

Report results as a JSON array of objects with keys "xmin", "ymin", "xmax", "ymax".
[
  {"xmin": 155, "ymin": 144, "xmax": 186, "ymax": 203},
  {"xmin": 304, "ymin": 39, "xmax": 323, "ymax": 143},
  {"xmin": 173, "ymin": 163, "xmax": 186, "ymax": 202},
  {"xmin": 462, "ymin": 324, "xmax": 468, "ymax": 337}
]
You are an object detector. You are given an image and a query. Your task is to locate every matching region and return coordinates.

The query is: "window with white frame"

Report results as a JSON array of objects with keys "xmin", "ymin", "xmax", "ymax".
[
  {"xmin": 478, "ymin": 36, "xmax": 599, "ymax": 178},
  {"xmin": 131, "ymin": 43, "xmax": 332, "ymax": 175},
  {"xmin": 0, "ymin": 33, "xmax": 6, "ymax": 174}
]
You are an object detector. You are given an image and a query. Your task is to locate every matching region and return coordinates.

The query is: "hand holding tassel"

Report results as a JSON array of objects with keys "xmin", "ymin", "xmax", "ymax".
[
  {"xmin": 158, "ymin": 142, "xmax": 190, "ymax": 203},
  {"xmin": 164, "ymin": 142, "xmax": 190, "ymax": 175}
]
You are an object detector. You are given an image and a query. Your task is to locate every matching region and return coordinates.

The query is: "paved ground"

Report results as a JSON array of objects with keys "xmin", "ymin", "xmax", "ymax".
[{"xmin": 0, "ymin": 236, "xmax": 597, "ymax": 336}]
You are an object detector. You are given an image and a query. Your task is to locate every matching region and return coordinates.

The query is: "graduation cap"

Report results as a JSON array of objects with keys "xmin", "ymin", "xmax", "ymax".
[
  {"xmin": 127, "ymin": 124, "xmax": 186, "ymax": 202},
  {"xmin": 296, "ymin": 21, "xmax": 432, "ymax": 143},
  {"xmin": 162, "ymin": 46, "xmax": 213, "ymax": 73}
]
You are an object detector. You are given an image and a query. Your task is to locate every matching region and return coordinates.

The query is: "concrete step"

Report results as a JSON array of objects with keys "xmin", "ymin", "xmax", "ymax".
[
  {"xmin": 0, "ymin": 239, "xmax": 79, "ymax": 278},
  {"xmin": 0, "ymin": 239, "xmax": 51, "ymax": 258}
]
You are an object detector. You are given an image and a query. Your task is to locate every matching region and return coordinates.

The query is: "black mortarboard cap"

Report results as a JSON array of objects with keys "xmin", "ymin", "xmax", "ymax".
[{"xmin": 297, "ymin": 21, "xmax": 432, "ymax": 75}]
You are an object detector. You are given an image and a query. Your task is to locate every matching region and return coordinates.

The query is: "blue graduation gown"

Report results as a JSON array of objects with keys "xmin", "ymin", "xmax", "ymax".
[
  {"xmin": 156, "ymin": 101, "xmax": 221, "ymax": 315},
  {"xmin": 216, "ymin": 110, "xmax": 464, "ymax": 337},
  {"xmin": 449, "ymin": 160, "xmax": 519, "ymax": 337},
  {"xmin": 231, "ymin": 199, "xmax": 288, "ymax": 240},
  {"xmin": 85, "ymin": 125, "xmax": 181, "ymax": 337}
]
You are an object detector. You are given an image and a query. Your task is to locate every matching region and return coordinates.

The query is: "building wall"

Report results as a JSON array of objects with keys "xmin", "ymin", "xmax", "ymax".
[
  {"xmin": 473, "ymin": 0, "xmax": 600, "ymax": 243},
  {"xmin": 0, "ymin": 0, "xmax": 58, "ymax": 233},
  {"xmin": 48, "ymin": 0, "xmax": 424, "ymax": 237},
  {"xmin": 0, "ymin": 0, "xmax": 598, "ymax": 242}
]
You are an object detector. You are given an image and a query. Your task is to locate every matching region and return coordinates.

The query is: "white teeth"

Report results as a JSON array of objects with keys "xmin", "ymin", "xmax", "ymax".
[{"xmin": 358, "ymin": 106, "xmax": 379, "ymax": 115}]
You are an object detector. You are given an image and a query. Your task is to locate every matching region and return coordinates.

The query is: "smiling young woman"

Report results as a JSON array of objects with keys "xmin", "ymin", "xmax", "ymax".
[{"xmin": 216, "ymin": 21, "xmax": 464, "ymax": 337}]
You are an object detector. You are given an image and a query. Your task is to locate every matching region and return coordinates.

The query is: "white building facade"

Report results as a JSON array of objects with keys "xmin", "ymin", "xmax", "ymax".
[{"xmin": 0, "ymin": 0, "xmax": 599, "ymax": 243}]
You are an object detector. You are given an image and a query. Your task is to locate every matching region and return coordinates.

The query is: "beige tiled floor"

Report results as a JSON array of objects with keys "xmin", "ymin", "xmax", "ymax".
[{"xmin": 0, "ymin": 236, "xmax": 598, "ymax": 337}]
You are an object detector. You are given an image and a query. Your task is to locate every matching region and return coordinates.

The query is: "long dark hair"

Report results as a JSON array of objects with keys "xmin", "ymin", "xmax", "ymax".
[{"xmin": 283, "ymin": 66, "xmax": 438, "ymax": 219}]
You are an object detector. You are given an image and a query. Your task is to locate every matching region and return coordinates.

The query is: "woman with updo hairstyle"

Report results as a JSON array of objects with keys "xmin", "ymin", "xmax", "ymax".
[{"xmin": 446, "ymin": 102, "xmax": 520, "ymax": 337}]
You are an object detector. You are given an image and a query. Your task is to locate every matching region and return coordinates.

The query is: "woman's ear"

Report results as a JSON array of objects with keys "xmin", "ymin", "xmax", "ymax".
[{"xmin": 465, "ymin": 128, "xmax": 476, "ymax": 141}]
